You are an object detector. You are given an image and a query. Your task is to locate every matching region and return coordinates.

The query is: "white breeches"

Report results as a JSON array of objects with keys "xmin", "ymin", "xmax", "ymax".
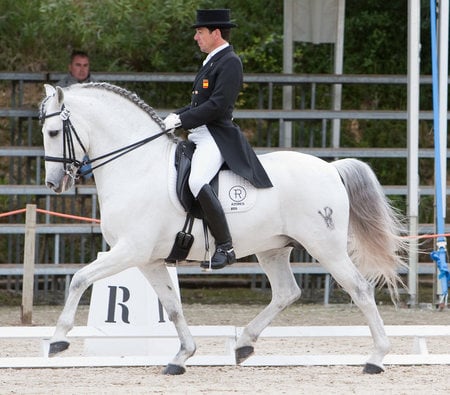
[{"xmin": 187, "ymin": 125, "xmax": 224, "ymax": 197}]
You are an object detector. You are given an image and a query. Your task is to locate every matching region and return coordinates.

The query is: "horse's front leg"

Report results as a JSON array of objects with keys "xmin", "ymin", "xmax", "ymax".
[
  {"xmin": 139, "ymin": 261, "xmax": 196, "ymax": 375},
  {"xmin": 48, "ymin": 245, "xmax": 136, "ymax": 355}
]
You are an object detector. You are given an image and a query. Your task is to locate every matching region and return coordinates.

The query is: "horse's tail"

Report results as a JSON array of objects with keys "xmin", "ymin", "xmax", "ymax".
[{"xmin": 332, "ymin": 158, "xmax": 408, "ymax": 301}]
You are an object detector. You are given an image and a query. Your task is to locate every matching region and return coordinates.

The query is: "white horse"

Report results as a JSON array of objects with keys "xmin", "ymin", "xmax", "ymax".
[{"xmin": 40, "ymin": 82, "xmax": 406, "ymax": 375}]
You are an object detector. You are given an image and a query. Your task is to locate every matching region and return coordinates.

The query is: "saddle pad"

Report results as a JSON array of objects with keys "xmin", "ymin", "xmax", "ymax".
[{"xmin": 218, "ymin": 170, "xmax": 257, "ymax": 213}]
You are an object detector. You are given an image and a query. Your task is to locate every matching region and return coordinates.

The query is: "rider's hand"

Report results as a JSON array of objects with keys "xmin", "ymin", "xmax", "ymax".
[{"xmin": 163, "ymin": 113, "xmax": 181, "ymax": 131}]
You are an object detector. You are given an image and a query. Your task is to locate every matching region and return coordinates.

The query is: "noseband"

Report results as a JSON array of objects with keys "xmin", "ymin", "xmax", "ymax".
[
  {"xmin": 41, "ymin": 103, "xmax": 168, "ymax": 179},
  {"xmin": 42, "ymin": 105, "xmax": 86, "ymax": 172}
]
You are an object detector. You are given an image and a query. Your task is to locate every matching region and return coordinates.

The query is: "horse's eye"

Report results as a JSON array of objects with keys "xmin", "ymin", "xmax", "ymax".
[{"xmin": 49, "ymin": 130, "xmax": 59, "ymax": 137}]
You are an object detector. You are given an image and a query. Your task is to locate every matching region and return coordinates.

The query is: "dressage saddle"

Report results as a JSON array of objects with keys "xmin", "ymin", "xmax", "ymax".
[{"xmin": 166, "ymin": 139, "xmax": 220, "ymax": 263}]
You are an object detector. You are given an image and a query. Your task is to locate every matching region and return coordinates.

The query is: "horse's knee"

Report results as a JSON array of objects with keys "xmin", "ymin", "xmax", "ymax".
[
  {"xmin": 167, "ymin": 308, "xmax": 183, "ymax": 323},
  {"xmin": 339, "ymin": 276, "xmax": 373, "ymax": 305},
  {"xmin": 69, "ymin": 271, "xmax": 88, "ymax": 293},
  {"xmin": 352, "ymin": 283, "xmax": 375, "ymax": 305},
  {"xmin": 272, "ymin": 284, "xmax": 301, "ymax": 306}
]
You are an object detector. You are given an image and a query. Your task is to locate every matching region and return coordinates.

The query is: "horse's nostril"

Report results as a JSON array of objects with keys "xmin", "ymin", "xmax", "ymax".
[{"xmin": 46, "ymin": 181, "xmax": 55, "ymax": 189}]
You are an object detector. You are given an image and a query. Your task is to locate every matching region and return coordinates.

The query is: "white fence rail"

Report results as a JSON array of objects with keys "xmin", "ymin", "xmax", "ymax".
[{"xmin": 0, "ymin": 324, "xmax": 449, "ymax": 368}]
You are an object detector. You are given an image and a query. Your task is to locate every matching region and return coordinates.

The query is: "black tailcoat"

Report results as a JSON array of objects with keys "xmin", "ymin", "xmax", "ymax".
[{"xmin": 176, "ymin": 46, "xmax": 272, "ymax": 188}]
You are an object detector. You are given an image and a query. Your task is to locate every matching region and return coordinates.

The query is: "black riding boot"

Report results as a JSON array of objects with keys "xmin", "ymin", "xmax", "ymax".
[{"xmin": 197, "ymin": 184, "xmax": 236, "ymax": 269}]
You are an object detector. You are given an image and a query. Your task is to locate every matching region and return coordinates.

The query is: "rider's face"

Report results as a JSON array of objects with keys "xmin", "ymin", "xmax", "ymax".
[
  {"xmin": 194, "ymin": 27, "xmax": 220, "ymax": 54},
  {"xmin": 69, "ymin": 55, "xmax": 90, "ymax": 82}
]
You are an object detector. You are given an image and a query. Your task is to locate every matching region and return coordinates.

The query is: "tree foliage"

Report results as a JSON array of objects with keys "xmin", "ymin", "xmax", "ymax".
[
  {"xmin": 0, "ymin": 0, "xmax": 283, "ymax": 73},
  {"xmin": 0, "ymin": 1, "xmax": 436, "ymax": 154},
  {"xmin": 0, "ymin": 0, "xmax": 200, "ymax": 72},
  {"xmin": 2, "ymin": 1, "xmax": 429, "ymax": 75}
]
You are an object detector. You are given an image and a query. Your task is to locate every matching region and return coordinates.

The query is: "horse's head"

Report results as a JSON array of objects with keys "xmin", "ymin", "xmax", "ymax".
[
  {"xmin": 40, "ymin": 84, "xmax": 87, "ymax": 193},
  {"xmin": 41, "ymin": 82, "xmax": 169, "ymax": 194}
]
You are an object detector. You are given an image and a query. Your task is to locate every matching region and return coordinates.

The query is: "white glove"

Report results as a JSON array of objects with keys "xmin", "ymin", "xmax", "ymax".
[{"xmin": 163, "ymin": 113, "xmax": 181, "ymax": 131}]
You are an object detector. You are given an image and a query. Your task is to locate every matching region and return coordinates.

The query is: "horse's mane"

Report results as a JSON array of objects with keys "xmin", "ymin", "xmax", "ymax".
[{"xmin": 79, "ymin": 82, "xmax": 166, "ymax": 131}]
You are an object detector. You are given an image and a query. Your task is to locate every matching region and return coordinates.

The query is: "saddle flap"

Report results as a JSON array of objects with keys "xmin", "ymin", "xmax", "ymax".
[
  {"xmin": 174, "ymin": 140, "xmax": 218, "ymax": 219},
  {"xmin": 174, "ymin": 140, "xmax": 196, "ymax": 213}
]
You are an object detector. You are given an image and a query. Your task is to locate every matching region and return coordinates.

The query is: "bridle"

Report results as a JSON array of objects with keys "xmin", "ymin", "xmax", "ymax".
[{"xmin": 41, "ymin": 103, "xmax": 169, "ymax": 179}]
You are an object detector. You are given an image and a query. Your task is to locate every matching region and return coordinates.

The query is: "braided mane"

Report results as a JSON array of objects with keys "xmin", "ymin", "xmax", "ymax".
[{"xmin": 81, "ymin": 82, "xmax": 166, "ymax": 131}]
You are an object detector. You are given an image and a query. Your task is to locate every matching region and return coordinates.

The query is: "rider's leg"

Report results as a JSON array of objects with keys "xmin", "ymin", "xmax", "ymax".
[
  {"xmin": 188, "ymin": 126, "xmax": 236, "ymax": 269},
  {"xmin": 197, "ymin": 183, "xmax": 236, "ymax": 269}
]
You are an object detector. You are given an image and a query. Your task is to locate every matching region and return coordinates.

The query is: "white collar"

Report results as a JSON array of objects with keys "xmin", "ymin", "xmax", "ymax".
[{"xmin": 202, "ymin": 43, "xmax": 230, "ymax": 66}]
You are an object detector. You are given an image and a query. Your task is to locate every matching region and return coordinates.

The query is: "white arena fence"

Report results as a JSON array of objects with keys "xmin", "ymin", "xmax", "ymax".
[
  {"xmin": 0, "ymin": 324, "xmax": 450, "ymax": 368},
  {"xmin": 1, "ymin": 207, "xmax": 449, "ymax": 369}
]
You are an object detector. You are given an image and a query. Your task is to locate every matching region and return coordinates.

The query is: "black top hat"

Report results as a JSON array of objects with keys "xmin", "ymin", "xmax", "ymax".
[{"xmin": 192, "ymin": 9, "xmax": 237, "ymax": 29}]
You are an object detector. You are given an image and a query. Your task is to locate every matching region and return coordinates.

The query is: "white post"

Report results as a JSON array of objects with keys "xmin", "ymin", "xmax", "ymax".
[
  {"xmin": 283, "ymin": 0, "xmax": 293, "ymax": 148},
  {"xmin": 331, "ymin": 0, "xmax": 345, "ymax": 148},
  {"xmin": 22, "ymin": 204, "xmax": 36, "ymax": 325},
  {"xmin": 407, "ymin": 0, "xmax": 421, "ymax": 306}
]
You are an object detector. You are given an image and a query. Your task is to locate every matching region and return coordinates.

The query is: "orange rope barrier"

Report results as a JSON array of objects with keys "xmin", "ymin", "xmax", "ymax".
[
  {"xmin": 403, "ymin": 233, "xmax": 450, "ymax": 240},
  {"xmin": 0, "ymin": 208, "xmax": 26, "ymax": 218},
  {"xmin": 35, "ymin": 208, "xmax": 100, "ymax": 224},
  {"xmin": 0, "ymin": 207, "xmax": 447, "ymax": 237},
  {"xmin": 0, "ymin": 207, "xmax": 100, "ymax": 224}
]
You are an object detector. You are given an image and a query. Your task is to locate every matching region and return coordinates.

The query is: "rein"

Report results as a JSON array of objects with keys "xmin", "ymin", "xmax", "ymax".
[{"xmin": 42, "ymin": 105, "xmax": 168, "ymax": 178}]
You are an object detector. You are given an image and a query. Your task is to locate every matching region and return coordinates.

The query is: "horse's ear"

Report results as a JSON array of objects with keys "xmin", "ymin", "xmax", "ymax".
[
  {"xmin": 44, "ymin": 84, "xmax": 56, "ymax": 97},
  {"xmin": 55, "ymin": 86, "xmax": 64, "ymax": 105}
]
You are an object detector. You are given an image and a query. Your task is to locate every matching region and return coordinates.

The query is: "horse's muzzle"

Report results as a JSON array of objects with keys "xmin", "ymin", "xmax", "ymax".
[{"xmin": 46, "ymin": 173, "xmax": 73, "ymax": 194}]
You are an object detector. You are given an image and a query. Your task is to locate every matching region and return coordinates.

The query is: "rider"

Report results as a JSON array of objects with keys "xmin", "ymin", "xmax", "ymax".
[{"xmin": 163, "ymin": 9, "xmax": 273, "ymax": 270}]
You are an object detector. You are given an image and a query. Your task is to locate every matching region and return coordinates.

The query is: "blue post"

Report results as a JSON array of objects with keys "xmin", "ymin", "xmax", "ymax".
[{"xmin": 429, "ymin": 0, "xmax": 449, "ymax": 305}]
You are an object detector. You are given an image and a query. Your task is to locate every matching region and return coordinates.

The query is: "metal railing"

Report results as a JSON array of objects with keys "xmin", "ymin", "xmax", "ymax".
[{"xmin": 0, "ymin": 72, "xmax": 444, "ymax": 272}]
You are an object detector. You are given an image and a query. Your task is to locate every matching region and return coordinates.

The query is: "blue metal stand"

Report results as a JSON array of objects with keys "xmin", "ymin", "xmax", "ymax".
[{"xmin": 429, "ymin": 0, "xmax": 449, "ymax": 307}]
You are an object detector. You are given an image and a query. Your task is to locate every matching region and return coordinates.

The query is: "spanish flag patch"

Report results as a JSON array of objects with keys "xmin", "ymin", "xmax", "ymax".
[{"xmin": 202, "ymin": 79, "xmax": 209, "ymax": 89}]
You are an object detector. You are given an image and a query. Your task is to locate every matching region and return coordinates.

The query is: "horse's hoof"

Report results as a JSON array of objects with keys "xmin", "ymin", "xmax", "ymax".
[
  {"xmin": 363, "ymin": 363, "xmax": 384, "ymax": 374},
  {"xmin": 235, "ymin": 346, "xmax": 254, "ymax": 364},
  {"xmin": 163, "ymin": 363, "xmax": 186, "ymax": 375},
  {"xmin": 49, "ymin": 341, "xmax": 70, "ymax": 356}
]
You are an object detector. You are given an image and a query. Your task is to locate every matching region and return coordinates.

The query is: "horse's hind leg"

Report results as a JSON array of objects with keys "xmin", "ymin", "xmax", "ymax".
[
  {"xmin": 138, "ymin": 261, "xmax": 196, "ymax": 375},
  {"xmin": 48, "ymin": 245, "xmax": 137, "ymax": 355},
  {"xmin": 235, "ymin": 247, "xmax": 301, "ymax": 364},
  {"xmin": 321, "ymin": 255, "xmax": 390, "ymax": 373}
]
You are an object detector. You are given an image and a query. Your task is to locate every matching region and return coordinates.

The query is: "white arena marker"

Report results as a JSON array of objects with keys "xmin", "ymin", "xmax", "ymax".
[{"xmin": 84, "ymin": 265, "xmax": 180, "ymax": 357}]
